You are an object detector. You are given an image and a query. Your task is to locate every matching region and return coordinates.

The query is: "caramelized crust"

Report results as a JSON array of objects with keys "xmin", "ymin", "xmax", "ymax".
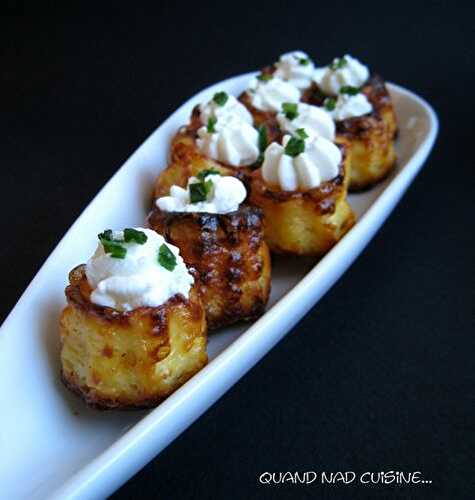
[
  {"xmin": 303, "ymin": 75, "xmax": 398, "ymax": 191},
  {"xmin": 148, "ymin": 206, "xmax": 271, "ymax": 329},
  {"xmin": 249, "ymin": 148, "xmax": 355, "ymax": 256},
  {"xmin": 60, "ymin": 265, "xmax": 207, "ymax": 409}
]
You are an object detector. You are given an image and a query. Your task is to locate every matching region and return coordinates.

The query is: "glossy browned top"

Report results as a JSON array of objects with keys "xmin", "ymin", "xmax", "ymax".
[{"xmin": 148, "ymin": 205, "xmax": 265, "ymax": 260}]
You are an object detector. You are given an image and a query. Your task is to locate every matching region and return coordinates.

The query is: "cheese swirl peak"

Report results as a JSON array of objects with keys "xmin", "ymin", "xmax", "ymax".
[
  {"xmin": 274, "ymin": 50, "xmax": 315, "ymax": 90},
  {"xmin": 325, "ymin": 93, "xmax": 373, "ymax": 121},
  {"xmin": 277, "ymin": 102, "xmax": 335, "ymax": 141},
  {"xmin": 247, "ymin": 75, "xmax": 301, "ymax": 112},
  {"xmin": 196, "ymin": 114, "xmax": 259, "ymax": 167},
  {"xmin": 261, "ymin": 133, "xmax": 341, "ymax": 191},
  {"xmin": 314, "ymin": 54, "xmax": 370, "ymax": 96}
]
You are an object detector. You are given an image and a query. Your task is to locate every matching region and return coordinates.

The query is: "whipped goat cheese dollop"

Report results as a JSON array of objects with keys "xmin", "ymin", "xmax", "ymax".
[
  {"xmin": 325, "ymin": 93, "xmax": 373, "ymax": 121},
  {"xmin": 196, "ymin": 115, "xmax": 259, "ymax": 167},
  {"xmin": 199, "ymin": 92, "xmax": 253, "ymax": 125},
  {"xmin": 156, "ymin": 172, "xmax": 247, "ymax": 214},
  {"xmin": 277, "ymin": 102, "xmax": 335, "ymax": 141},
  {"xmin": 86, "ymin": 228, "xmax": 193, "ymax": 312},
  {"xmin": 314, "ymin": 54, "xmax": 370, "ymax": 96},
  {"xmin": 247, "ymin": 76, "xmax": 301, "ymax": 112},
  {"xmin": 261, "ymin": 134, "xmax": 341, "ymax": 191},
  {"xmin": 274, "ymin": 50, "xmax": 315, "ymax": 89}
]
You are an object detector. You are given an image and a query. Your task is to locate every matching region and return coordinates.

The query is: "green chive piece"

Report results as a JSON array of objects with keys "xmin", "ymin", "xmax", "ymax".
[
  {"xmin": 189, "ymin": 182, "xmax": 208, "ymax": 203},
  {"xmin": 158, "ymin": 244, "xmax": 177, "ymax": 271},
  {"xmin": 255, "ymin": 125, "xmax": 269, "ymax": 165},
  {"xmin": 299, "ymin": 57, "xmax": 310, "ymax": 66},
  {"xmin": 340, "ymin": 85, "xmax": 360, "ymax": 96},
  {"xmin": 98, "ymin": 230, "xmax": 128, "ymax": 259},
  {"xmin": 99, "ymin": 238, "xmax": 127, "ymax": 259},
  {"xmin": 197, "ymin": 168, "xmax": 220, "ymax": 181},
  {"xmin": 284, "ymin": 137, "xmax": 305, "ymax": 157},
  {"xmin": 324, "ymin": 97, "xmax": 337, "ymax": 111},
  {"xmin": 213, "ymin": 91, "xmax": 228, "ymax": 106},
  {"xmin": 108, "ymin": 243, "xmax": 127, "ymax": 259},
  {"xmin": 258, "ymin": 126, "xmax": 268, "ymax": 153},
  {"xmin": 295, "ymin": 128, "xmax": 309, "ymax": 140},
  {"xmin": 257, "ymin": 73, "xmax": 273, "ymax": 82},
  {"xmin": 123, "ymin": 228, "xmax": 147, "ymax": 245},
  {"xmin": 204, "ymin": 179, "xmax": 213, "ymax": 194},
  {"xmin": 98, "ymin": 229, "xmax": 113, "ymax": 241},
  {"xmin": 207, "ymin": 117, "xmax": 217, "ymax": 133},
  {"xmin": 330, "ymin": 57, "xmax": 347, "ymax": 70},
  {"xmin": 282, "ymin": 102, "xmax": 299, "ymax": 120}
]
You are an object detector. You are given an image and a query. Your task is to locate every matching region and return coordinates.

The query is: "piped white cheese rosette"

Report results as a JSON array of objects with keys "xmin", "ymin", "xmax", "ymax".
[
  {"xmin": 156, "ymin": 171, "xmax": 247, "ymax": 214},
  {"xmin": 314, "ymin": 54, "xmax": 373, "ymax": 120},
  {"xmin": 86, "ymin": 228, "xmax": 193, "ymax": 312},
  {"xmin": 261, "ymin": 130, "xmax": 341, "ymax": 191},
  {"xmin": 195, "ymin": 91, "xmax": 260, "ymax": 166}
]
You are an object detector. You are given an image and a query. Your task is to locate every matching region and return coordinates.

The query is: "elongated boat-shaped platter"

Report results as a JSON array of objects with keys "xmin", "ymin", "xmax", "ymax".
[{"xmin": 0, "ymin": 73, "xmax": 438, "ymax": 500}]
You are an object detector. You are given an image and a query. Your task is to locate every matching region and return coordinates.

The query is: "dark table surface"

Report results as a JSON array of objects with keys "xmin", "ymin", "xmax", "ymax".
[{"xmin": 2, "ymin": 3, "xmax": 474, "ymax": 499}]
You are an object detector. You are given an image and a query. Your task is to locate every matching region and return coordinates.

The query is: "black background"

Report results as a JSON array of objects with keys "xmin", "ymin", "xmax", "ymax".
[{"xmin": 2, "ymin": 2, "xmax": 474, "ymax": 499}]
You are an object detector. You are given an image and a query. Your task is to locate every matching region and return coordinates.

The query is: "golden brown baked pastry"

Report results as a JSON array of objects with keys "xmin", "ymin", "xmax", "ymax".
[
  {"xmin": 249, "ymin": 145, "xmax": 355, "ymax": 256},
  {"xmin": 60, "ymin": 265, "xmax": 207, "ymax": 409},
  {"xmin": 148, "ymin": 206, "xmax": 271, "ymax": 330}
]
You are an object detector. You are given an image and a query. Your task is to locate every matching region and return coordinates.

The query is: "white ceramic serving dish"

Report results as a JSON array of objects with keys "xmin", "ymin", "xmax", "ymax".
[{"xmin": 0, "ymin": 74, "xmax": 437, "ymax": 500}]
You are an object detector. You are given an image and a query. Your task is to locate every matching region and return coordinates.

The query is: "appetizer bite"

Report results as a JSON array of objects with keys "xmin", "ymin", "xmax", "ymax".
[
  {"xmin": 155, "ymin": 91, "xmax": 261, "ymax": 198},
  {"xmin": 304, "ymin": 54, "xmax": 397, "ymax": 191},
  {"xmin": 60, "ymin": 228, "xmax": 207, "ymax": 409},
  {"xmin": 250, "ymin": 129, "xmax": 355, "ymax": 256},
  {"xmin": 149, "ymin": 171, "xmax": 271, "ymax": 330}
]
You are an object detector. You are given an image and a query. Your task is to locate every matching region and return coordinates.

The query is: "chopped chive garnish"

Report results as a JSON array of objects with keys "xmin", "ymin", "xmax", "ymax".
[
  {"xmin": 257, "ymin": 73, "xmax": 273, "ymax": 82},
  {"xmin": 197, "ymin": 168, "xmax": 220, "ymax": 181},
  {"xmin": 255, "ymin": 126, "xmax": 269, "ymax": 165},
  {"xmin": 158, "ymin": 244, "xmax": 177, "ymax": 271},
  {"xmin": 295, "ymin": 128, "xmax": 309, "ymax": 140},
  {"xmin": 329, "ymin": 57, "xmax": 347, "ymax": 70},
  {"xmin": 123, "ymin": 228, "xmax": 147, "ymax": 244},
  {"xmin": 340, "ymin": 85, "xmax": 360, "ymax": 95},
  {"xmin": 98, "ymin": 227, "xmax": 148, "ymax": 258},
  {"xmin": 98, "ymin": 232, "xmax": 127, "ymax": 259},
  {"xmin": 189, "ymin": 182, "xmax": 207, "ymax": 203},
  {"xmin": 258, "ymin": 125, "xmax": 268, "ymax": 154},
  {"xmin": 213, "ymin": 91, "xmax": 228, "ymax": 106},
  {"xmin": 282, "ymin": 102, "xmax": 299, "ymax": 120},
  {"xmin": 98, "ymin": 229, "xmax": 113, "ymax": 241},
  {"xmin": 324, "ymin": 97, "xmax": 337, "ymax": 111},
  {"xmin": 284, "ymin": 137, "xmax": 305, "ymax": 157},
  {"xmin": 189, "ymin": 178, "xmax": 214, "ymax": 203},
  {"xmin": 104, "ymin": 241, "xmax": 127, "ymax": 259},
  {"xmin": 204, "ymin": 178, "xmax": 213, "ymax": 194},
  {"xmin": 299, "ymin": 57, "xmax": 310, "ymax": 66},
  {"xmin": 207, "ymin": 116, "xmax": 217, "ymax": 133}
]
